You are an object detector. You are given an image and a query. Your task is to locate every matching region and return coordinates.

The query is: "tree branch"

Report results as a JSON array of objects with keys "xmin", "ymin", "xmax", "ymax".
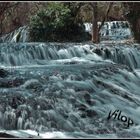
[{"xmin": 98, "ymin": 2, "xmax": 113, "ymax": 32}]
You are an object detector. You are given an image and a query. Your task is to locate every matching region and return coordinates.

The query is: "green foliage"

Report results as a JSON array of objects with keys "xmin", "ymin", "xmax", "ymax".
[{"xmin": 29, "ymin": 3, "xmax": 90, "ymax": 42}]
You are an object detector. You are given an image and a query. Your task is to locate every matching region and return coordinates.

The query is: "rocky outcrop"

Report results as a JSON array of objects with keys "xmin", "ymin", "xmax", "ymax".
[
  {"xmin": 0, "ymin": 78, "xmax": 24, "ymax": 88},
  {"xmin": 0, "ymin": 68, "xmax": 9, "ymax": 78}
]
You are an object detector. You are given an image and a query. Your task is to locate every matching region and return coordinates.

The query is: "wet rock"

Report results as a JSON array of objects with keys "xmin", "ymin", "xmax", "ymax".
[
  {"xmin": 62, "ymin": 121, "xmax": 74, "ymax": 132},
  {"xmin": 0, "ymin": 78, "xmax": 24, "ymax": 88},
  {"xmin": 12, "ymin": 78, "xmax": 25, "ymax": 86},
  {"xmin": 64, "ymin": 61, "xmax": 79, "ymax": 65},
  {"xmin": 80, "ymin": 113, "xmax": 87, "ymax": 118},
  {"xmin": 0, "ymin": 68, "xmax": 9, "ymax": 78},
  {"xmin": 10, "ymin": 96, "xmax": 26, "ymax": 109},
  {"xmin": 85, "ymin": 125, "xmax": 96, "ymax": 134},
  {"xmin": 95, "ymin": 128, "xmax": 110, "ymax": 134},
  {"xmin": 86, "ymin": 99, "xmax": 96, "ymax": 106},
  {"xmin": 93, "ymin": 48, "xmax": 102, "ymax": 56},
  {"xmin": 86, "ymin": 109, "xmax": 98, "ymax": 118},
  {"xmin": 0, "ymin": 132, "xmax": 18, "ymax": 138},
  {"xmin": 77, "ymin": 91, "xmax": 95, "ymax": 106},
  {"xmin": 75, "ymin": 75, "xmax": 83, "ymax": 81},
  {"xmin": 104, "ymin": 48, "xmax": 111, "ymax": 58},
  {"xmin": 112, "ymin": 22, "xmax": 116, "ymax": 28},
  {"xmin": 84, "ymin": 92, "xmax": 91, "ymax": 101},
  {"xmin": 75, "ymin": 88, "xmax": 82, "ymax": 92},
  {"xmin": 50, "ymin": 82, "xmax": 64, "ymax": 92},
  {"xmin": 76, "ymin": 103, "xmax": 87, "ymax": 111},
  {"xmin": 69, "ymin": 96, "xmax": 76, "ymax": 104},
  {"xmin": 81, "ymin": 71, "xmax": 91, "ymax": 77},
  {"xmin": 125, "ymin": 22, "xmax": 129, "ymax": 28},
  {"xmin": 36, "ymin": 99, "xmax": 54, "ymax": 110},
  {"xmin": 106, "ymin": 30, "xmax": 109, "ymax": 36},
  {"xmin": 68, "ymin": 113, "xmax": 79, "ymax": 123},
  {"xmin": 51, "ymin": 121, "xmax": 58, "ymax": 128},
  {"xmin": 21, "ymin": 79, "xmax": 43, "ymax": 92},
  {"xmin": 49, "ymin": 75, "xmax": 62, "ymax": 81}
]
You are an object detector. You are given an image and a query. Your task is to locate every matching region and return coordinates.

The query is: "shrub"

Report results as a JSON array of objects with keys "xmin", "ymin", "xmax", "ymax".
[{"xmin": 29, "ymin": 3, "xmax": 90, "ymax": 42}]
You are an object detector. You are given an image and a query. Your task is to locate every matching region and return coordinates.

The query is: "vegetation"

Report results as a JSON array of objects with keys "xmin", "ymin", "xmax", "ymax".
[
  {"xmin": 123, "ymin": 2, "xmax": 140, "ymax": 43},
  {"xmin": 29, "ymin": 2, "xmax": 90, "ymax": 42},
  {"xmin": 0, "ymin": 2, "xmax": 140, "ymax": 43}
]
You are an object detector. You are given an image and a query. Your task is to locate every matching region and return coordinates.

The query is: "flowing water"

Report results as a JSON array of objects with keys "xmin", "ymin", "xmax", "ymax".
[
  {"xmin": 0, "ymin": 21, "xmax": 132, "ymax": 43},
  {"xmin": 0, "ymin": 21, "xmax": 140, "ymax": 138},
  {"xmin": 0, "ymin": 26, "xmax": 29, "ymax": 43},
  {"xmin": 84, "ymin": 21, "xmax": 132, "ymax": 40}
]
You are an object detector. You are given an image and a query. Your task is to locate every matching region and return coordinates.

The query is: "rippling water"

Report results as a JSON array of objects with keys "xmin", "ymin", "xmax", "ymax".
[{"xmin": 0, "ymin": 41, "xmax": 140, "ymax": 138}]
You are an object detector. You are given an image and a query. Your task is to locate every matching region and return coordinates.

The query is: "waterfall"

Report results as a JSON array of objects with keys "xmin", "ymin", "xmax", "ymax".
[
  {"xmin": 17, "ymin": 117, "xmax": 23, "ymax": 130},
  {"xmin": 0, "ymin": 43, "xmax": 140, "ymax": 70},
  {"xmin": 84, "ymin": 21, "xmax": 132, "ymax": 40},
  {"xmin": 92, "ymin": 45, "xmax": 140, "ymax": 70},
  {"xmin": 0, "ymin": 26, "xmax": 29, "ymax": 43},
  {"xmin": 0, "ymin": 21, "xmax": 132, "ymax": 43},
  {"xmin": 0, "ymin": 22, "xmax": 140, "ymax": 138}
]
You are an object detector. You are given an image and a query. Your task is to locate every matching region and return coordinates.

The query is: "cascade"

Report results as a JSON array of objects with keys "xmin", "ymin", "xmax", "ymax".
[{"xmin": 0, "ymin": 22, "xmax": 140, "ymax": 138}]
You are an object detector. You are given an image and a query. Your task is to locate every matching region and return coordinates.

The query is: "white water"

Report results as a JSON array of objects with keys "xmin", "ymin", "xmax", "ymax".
[
  {"xmin": 0, "ymin": 21, "xmax": 132, "ymax": 43},
  {"xmin": 84, "ymin": 21, "xmax": 132, "ymax": 40},
  {"xmin": 0, "ymin": 43, "xmax": 140, "ymax": 71},
  {"xmin": 0, "ymin": 26, "xmax": 29, "ymax": 43},
  {"xmin": 0, "ymin": 22, "xmax": 140, "ymax": 138},
  {"xmin": 0, "ymin": 42, "xmax": 140, "ymax": 138}
]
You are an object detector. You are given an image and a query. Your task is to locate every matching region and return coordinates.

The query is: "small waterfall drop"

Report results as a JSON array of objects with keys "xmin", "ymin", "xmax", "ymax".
[
  {"xmin": 0, "ymin": 26, "xmax": 29, "ymax": 43},
  {"xmin": 84, "ymin": 21, "xmax": 132, "ymax": 40}
]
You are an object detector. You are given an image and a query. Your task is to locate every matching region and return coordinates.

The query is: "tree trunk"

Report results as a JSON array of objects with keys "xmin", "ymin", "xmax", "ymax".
[
  {"xmin": 91, "ymin": 2, "xmax": 113, "ymax": 43},
  {"xmin": 130, "ymin": 18, "xmax": 140, "ymax": 43},
  {"xmin": 0, "ymin": 18, "xmax": 2, "ymax": 36},
  {"xmin": 91, "ymin": 2, "xmax": 99, "ymax": 43},
  {"xmin": 98, "ymin": 2, "xmax": 113, "ymax": 32},
  {"xmin": 123, "ymin": 2, "xmax": 140, "ymax": 43},
  {"xmin": 92, "ymin": 14, "xmax": 99, "ymax": 43}
]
